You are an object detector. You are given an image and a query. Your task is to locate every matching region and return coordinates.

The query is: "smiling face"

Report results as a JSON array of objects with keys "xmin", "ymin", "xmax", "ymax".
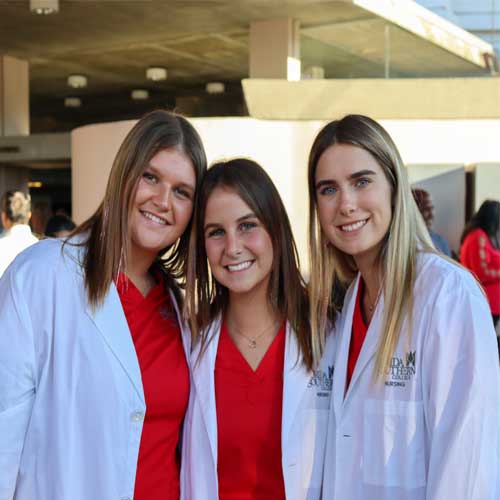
[
  {"xmin": 129, "ymin": 147, "xmax": 196, "ymax": 266},
  {"xmin": 315, "ymin": 143, "xmax": 393, "ymax": 271},
  {"xmin": 204, "ymin": 187, "xmax": 274, "ymax": 300}
]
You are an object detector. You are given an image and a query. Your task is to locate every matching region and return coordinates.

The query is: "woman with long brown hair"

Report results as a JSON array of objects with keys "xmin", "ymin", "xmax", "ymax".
[
  {"xmin": 181, "ymin": 158, "xmax": 334, "ymax": 500},
  {"xmin": 308, "ymin": 114, "xmax": 500, "ymax": 500},
  {"xmin": 0, "ymin": 110, "xmax": 206, "ymax": 500}
]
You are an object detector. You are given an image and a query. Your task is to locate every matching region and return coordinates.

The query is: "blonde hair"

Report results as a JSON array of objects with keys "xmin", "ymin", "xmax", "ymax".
[{"xmin": 308, "ymin": 115, "xmax": 435, "ymax": 377}]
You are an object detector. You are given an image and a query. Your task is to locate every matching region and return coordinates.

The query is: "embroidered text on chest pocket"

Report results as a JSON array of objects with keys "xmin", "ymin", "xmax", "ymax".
[{"xmin": 362, "ymin": 399, "xmax": 426, "ymax": 489}]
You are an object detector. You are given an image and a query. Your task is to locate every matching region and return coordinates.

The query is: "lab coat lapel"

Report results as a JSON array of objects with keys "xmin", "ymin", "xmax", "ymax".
[
  {"xmin": 86, "ymin": 283, "xmax": 145, "ymax": 403},
  {"xmin": 282, "ymin": 322, "xmax": 309, "ymax": 451},
  {"xmin": 343, "ymin": 290, "xmax": 385, "ymax": 404},
  {"xmin": 332, "ymin": 277, "xmax": 358, "ymax": 417},
  {"xmin": 191, "ymin": 318, "xmax": 221, "ymax": 465}
]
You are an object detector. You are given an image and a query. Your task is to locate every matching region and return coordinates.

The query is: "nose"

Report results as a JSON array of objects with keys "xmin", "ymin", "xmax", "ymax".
[
  {"xmin": 153, "ymin": 183, "xmax": 172, "ymax": 211},
  {"xmin": 338, "ymin": 189, "xmax": 357, "ymax": 217},
  {"xmin": 225, "ymin": 230, "xmax": 242, "ymax": 257}
]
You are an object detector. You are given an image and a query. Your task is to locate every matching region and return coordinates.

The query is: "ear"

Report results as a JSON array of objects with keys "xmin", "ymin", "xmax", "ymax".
[{"xmin": 1, "ymin": 211, "xmax": 9, "ymax": 229}]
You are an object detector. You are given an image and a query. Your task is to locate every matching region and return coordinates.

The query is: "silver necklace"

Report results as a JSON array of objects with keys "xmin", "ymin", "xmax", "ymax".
[{"xmin": 228, "ymin": 319, "xmax": 280, "ymax": 349}]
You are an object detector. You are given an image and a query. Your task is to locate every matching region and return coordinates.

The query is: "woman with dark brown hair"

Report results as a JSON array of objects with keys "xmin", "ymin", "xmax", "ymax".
[
  {"xmin": 181, "ymin": 158, "xmax": 334, "ymax": 500},
  {"xmin": 0, "ymin": 110, "xmax": 206, "ymax": 500}
]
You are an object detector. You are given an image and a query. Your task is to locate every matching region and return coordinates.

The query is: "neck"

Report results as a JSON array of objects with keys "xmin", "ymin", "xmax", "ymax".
[
  {"xmin": 226, "ymin": 289, "xmax": 280, "ymax": 333},
  {"xmin": 124, "ymin": 248, "xmax": 157, "ymax": 296}
]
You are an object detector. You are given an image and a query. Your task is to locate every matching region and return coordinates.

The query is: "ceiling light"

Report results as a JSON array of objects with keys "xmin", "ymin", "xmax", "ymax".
[
  {"xmin": 28, "ymin": 181, "xmax": 43, "ymax": 188},
  {"xmin": 146, "ymin": 67, "xmax": 168, "ymax": 81},
  {"xmin": 30, "ymin": 0, "xmax": 59, "ymax": 14},
  {"xmin": 67, "ymin": 75, "xmax": 87, "ymax": 88},
  {"xmin": 64, "ymin": 97, "xmax": 81, "ymax": 108},
  {"xmin": 205, "ymin": 82, "xmax": 225, "ymax": 95},
  {"xmin": 131, "ymin": 89, "xmax": 149, "ymax": 100}
]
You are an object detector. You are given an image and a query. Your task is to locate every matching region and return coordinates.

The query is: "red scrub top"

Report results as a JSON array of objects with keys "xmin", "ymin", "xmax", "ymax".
[
  {"xmin": 215, "ymin": 320, "xmax": 287, "ymax": 500},
  {"xmin": 117, "ymin": 273, "xmax": 189, "ymax": 500},
  {"xmin": 346, "ymin": 280, "xmax": 368, "ymax": 389}
]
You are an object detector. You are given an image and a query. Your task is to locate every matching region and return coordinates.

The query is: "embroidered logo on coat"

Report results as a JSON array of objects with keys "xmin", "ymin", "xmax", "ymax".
[
  {"xmin": 385, "ymin": 351, "xmax": 416, "ymax": 388},
  {"xmin": 308, "ymin": 365, "xmax": 334, "ymax": 397}
]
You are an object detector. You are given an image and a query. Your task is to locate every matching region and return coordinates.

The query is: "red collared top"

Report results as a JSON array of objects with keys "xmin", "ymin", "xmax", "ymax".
[
  {"xmin": 460, "ymin": 228, "xmax": 500, "ymax": 315},
  {"xmin": 215, "ymin": 320, "xmax": 287, "ymax": 500},
  {"xmin": 346, "ymin": 279, "xmax": 368, "ymax": 390},
  {"xmin": 116, "ymin": 273, "xmax": 189, "ymax": 500}
]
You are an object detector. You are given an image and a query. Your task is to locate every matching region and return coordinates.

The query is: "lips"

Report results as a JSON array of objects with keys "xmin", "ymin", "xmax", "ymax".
[
  {"xmin": 225, "ymin": 260, "xmax": 254, "ymax": 272},
  {"xmin": 140, "ymin": 210, "xmax": 169, "ymax": 226},
  {"xmin": 338, "ymin": 218, "xmax": 368, "ymax": 232}
]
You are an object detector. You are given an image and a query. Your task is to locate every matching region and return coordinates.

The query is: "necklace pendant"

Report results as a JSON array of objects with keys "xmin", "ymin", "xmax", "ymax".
[{"xmin": 249, "ymin": 339, "xmax": 257, "ymax": 348}]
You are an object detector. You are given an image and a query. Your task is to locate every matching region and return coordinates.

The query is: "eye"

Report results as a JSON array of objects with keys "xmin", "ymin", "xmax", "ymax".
[
  {"xmin": 319, "ymin": 185, "xmax": 337, "ymax": 196},
  {"xmin": 239, "ymin": 221, "xmax": 258, "ymax": 232},
  {"xmin": 142, "ymin": 171, "xmax": 158, "ymax": 184},
  {"xmin": 174, "ymin": 186, "xmax": 192, "ymax": 200},
  {"xmin": 355, "ymin": 178, "xmax": 371, "ymax": 188},
  {"xmin": 206, "ymin": 227, "xmax": 224, "ymax": 239}
]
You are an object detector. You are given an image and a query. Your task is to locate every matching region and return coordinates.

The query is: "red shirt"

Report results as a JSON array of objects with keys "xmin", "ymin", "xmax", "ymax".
[
  {"xmin": 460, "ymin": 228, "xmax": 500, "ymax": 315},
  {"xmin": 346, "ymin": 280, "xmax": 368, "ymax": 389},
  {"xmin": 117, "ymin": 274, "xmax": 189, "ymax": 500},
  {"xmin": 215, "ymin": 320, "xmax": 286, "ymax": 500}
]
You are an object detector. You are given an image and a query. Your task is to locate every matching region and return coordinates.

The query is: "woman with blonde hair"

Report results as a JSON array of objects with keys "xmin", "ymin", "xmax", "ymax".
[
  {"xmin": 0, "ymin": 110, "xmax": 206, "ymax": 500},
  {"xmin": 308, "ymin": 114, "xmax": 500, "ymax": 500},
  {"xmin": 181, "ymin": 158, "xmax": 334, "ymax": 500}
]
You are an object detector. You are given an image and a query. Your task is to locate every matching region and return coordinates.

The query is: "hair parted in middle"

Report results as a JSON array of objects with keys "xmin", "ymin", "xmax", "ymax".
[
  {"xmin": 185, "ymin": 158, "xmax": 313, "ymax": 370},
  {"xmin": 308, "ymin": 114, "xmax": 435, "ymax": 376},
  {"xmin": 72, "ymin": 109, "xmax": 207, "ymax": 308}
]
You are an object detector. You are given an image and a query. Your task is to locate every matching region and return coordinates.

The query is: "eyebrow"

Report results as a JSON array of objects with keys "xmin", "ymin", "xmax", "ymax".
[
  {"xmin": 204, "ymin": 212, "xmax": 257, "ymax": 231},
  {"xmin": 315, "ymin": 169, "xmax": 377, "ymax": 189}
]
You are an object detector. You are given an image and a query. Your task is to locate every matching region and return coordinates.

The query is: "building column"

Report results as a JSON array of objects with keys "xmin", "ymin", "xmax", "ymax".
[
  {"xmin": 0, "ymin": 55, "xmax": 29, "ymax": 137},
  {"xmin": 249, "ymin": 18, "xmax": 301, "ymax": 80}
]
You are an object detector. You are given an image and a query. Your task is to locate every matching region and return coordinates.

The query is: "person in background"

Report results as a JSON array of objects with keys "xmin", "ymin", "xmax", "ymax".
[
  {"xmin": 44, "ymin": 214, "xmax": 76, "ymax": 238},
  {"xmin": 460, "ymin": 199, "xmax": 500, "ymax": 331},
  {"xmin": 182, "ymin": 159, "xmax": 334, "ymax": 500},
  {"xmin": 0, "ymin": 190, "xmax": 38, "ymax": 278},
  {"xmin": 308, "ymin": 114, "xmax": 500, "ymax": 500},
  {"xmin": 0, "ymin": 110, "xmax": 207, "ymax": 500},
  {"xmin": 412, "ymin": 188, "xmax": 452, "ymax": 256}
]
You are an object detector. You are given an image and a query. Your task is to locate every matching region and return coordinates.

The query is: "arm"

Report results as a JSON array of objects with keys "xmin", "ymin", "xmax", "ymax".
[
  {"xmin": 462, "ymin": 231, "xmax": 500, "ymax": 285},
  {"xmin": 0, "ymin": 268, "xmax": 37, "ymax": 500},
  {"xmin": 423, "ymin": 273, "xmax": 500, "ymax": 500}
]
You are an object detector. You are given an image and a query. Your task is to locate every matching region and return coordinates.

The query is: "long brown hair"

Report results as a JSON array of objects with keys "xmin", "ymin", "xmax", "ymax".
[
  {"xmin": 308, "ymin": 115, "xmax": 434, "ymax": 376},
  {"xmin": 72, "ymin": 109, "xmax": 207, "ymax": 308},
  {"xmin": 185, "ymin": 158, "xmax": 313, "ymax": 370}
]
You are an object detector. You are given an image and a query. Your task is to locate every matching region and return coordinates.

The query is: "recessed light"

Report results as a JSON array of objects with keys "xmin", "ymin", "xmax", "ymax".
[
  {"xmin": 67, "ymin": 75, "xmax": 87, "ymax": 89},
  {"xmin": 131, "ymin": 89, "xmax": 149, "ymax": 100},
  {"xmin": 64, "ymin": 97, "xmax": 81, "ymax": 108},
  {"xmin": 146, "ymin": 67, "xmax": 168, "ymax": 81},
  {"xmin": 28, "ymin": 181, "xmax": 43, "ymax": 188},
  {"xmin": 205, "ymin": 82, "xmax": 225, "ymax": 94},
  {"xmin": 30, "ymin": 0, "xmax": 59, "ymax": 14}
]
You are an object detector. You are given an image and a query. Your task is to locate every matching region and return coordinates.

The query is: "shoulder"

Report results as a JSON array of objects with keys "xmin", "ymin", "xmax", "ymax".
[
  {"xmin": 415, "ymin": 251, "xmax": 484, "ymax": 305},
  {"xmin": 4, "ymin": 236, "xmax": 84, "ymax": 286}
]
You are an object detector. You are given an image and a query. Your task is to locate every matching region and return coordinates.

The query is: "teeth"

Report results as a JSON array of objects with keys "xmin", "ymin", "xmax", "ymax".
[
  {"xmin": 227, "ymin": 261, "xmax": 253, "ymax": 272},
  {"xmin": 141, "ymin": 211, "xmax": 167, "ymax": 225},
  {"xmin": 341, "ymin": 219, "xmax": 367, "ymax": 232}
]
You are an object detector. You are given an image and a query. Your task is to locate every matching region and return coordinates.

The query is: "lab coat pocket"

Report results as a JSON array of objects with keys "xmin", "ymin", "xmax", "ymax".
[
  {"xmin": 300, "ymin": 408, "xmax": 329, "ymax": 490},
  {"xmin": 363, "ymin": 399, "xmax": 426, "ymax": 489}
]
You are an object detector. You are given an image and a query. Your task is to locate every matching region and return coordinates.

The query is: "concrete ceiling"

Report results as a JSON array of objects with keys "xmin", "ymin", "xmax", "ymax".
[{"xmin": 0, "ymin": 0, "xmax": 494, "ymax": 133}]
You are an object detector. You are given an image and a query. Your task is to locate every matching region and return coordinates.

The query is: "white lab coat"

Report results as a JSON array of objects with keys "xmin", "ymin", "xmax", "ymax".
[
  {"xmin": 180, "ymin": 317, "xmax": 335, "ymax": 500},
  {"xmin": 322, "ymin": 251, "xmax": 500, "ymax": 500},
  {"xmin": 0, "ymin": 237, "xmax": 190, "ymax": 500},
  {"xmin": 0, "ymin": 224, "xmax": 37, "ymax": 278}
]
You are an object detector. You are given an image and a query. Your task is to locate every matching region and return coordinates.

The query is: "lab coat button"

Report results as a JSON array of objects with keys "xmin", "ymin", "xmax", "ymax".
[{"xmin": 131, "ymin": 411, "xmax": 144, "ymax": 422}]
